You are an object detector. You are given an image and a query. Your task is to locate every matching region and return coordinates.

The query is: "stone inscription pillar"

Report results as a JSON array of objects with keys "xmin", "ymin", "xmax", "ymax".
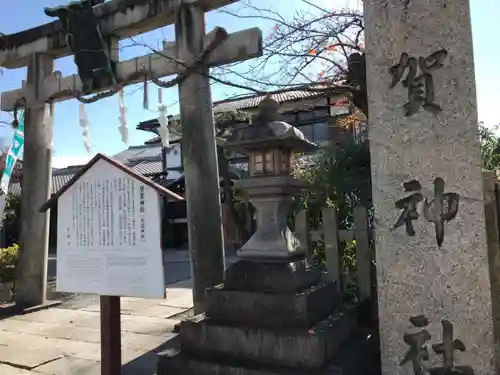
[{"xmin": 364, "ymin": 1, "xmax": 497, "ymax": 374}]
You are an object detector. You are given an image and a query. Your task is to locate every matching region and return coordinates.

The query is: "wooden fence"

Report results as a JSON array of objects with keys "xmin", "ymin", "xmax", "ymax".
[
  {"xmin": 293, "ymin": 171, "xmax": 500, "ymax": 311},
  {"xmin": 295, "ymin": 205, "xmax": 373, "ymax": 301},
  {"xmin": 295, "ymin": 172, "xmax": 500, "ymax": 306}
]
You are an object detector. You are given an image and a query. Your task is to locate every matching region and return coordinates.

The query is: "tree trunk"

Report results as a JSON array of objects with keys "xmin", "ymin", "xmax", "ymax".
[
  {"xmin": 347, "ymin": 53, "xmax": 368, "ymax": 117},
  {"xmin": 217, "ymin": 146, "xmax": 250, "ymax": 243}
]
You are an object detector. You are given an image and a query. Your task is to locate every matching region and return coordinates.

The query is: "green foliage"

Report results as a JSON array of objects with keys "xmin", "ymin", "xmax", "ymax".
[
  {"xmin": 293, "ymin": 138, "xmax": 371, "ymax": 302},
  {"xmin": 0, "ymin": 243, "xmax": 18, "ymax": 283},
  {"xmin": 478, "ymin": 122, "xmax": 500, "ymax": 170},
  {"xmin": 341, "ymin": 239, "xmax": 359, "ymax": 302},
  {"xmin": 342, "ymin": 239, "xmax": 357, "ymax": 275},
  {"xmin": 3, "ymin": 194, "xmax": 20, "ymax": 247},
  {"xmin": 293, "ymin": 138, "xmax": 371, "ymax": 229},
  {"xmin": 214, "ymin": 109, "xmax": 252, "ymax": 126},
  {"xmin": 294, "ymin": 122, "xmax": 500, "ymax": 227},
  {"xmin": 0, "ymin": 195, "xmax": 21, "ymax": 285}
]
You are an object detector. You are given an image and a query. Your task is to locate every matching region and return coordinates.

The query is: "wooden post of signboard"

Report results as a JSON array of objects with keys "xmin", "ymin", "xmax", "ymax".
[{"xmin": 100, "ymin": 295, "xmax": 121, "ymax": 375}]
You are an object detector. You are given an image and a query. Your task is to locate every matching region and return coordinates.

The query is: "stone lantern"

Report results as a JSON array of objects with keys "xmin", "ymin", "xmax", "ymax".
[
  {"xmin": 159, "ymin": 97, "xmax": 354, "ymax": 375},
  {"xmin": 224, "ymin": 96, "xmax": 317, "ymax": 258}
]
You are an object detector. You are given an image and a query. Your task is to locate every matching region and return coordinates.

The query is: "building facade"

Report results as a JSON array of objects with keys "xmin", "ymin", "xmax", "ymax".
[
  {"xmin": 132, "ymin": 84, "xmax": 363, "ymax": 248},
  {"xmin": 5, "ymin": 84, "xmax": 365, "ymax": 249}
]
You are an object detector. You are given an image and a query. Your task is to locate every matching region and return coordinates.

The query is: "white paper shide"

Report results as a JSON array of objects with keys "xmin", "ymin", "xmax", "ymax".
[{"xmin": 56, "ymin": 159, "xmax": 164, "ymax": 298}]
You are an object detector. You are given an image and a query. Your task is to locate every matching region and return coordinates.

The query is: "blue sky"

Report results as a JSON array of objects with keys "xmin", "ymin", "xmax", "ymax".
[{"xmin": 0, "ymin": 0, "xmax": 497, "ymax": 168}]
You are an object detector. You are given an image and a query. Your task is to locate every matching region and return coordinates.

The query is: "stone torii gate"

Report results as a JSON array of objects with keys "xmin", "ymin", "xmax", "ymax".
[{"xmin": 0, "ymin": 0, "xmax": 262, "ymax": 311}]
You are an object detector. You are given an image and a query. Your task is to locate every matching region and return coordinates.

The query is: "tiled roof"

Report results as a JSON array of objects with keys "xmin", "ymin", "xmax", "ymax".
[
  {"xmin": 113, "ymin": 144, "xmax": 161, "ymax": 163},
  {"xmin": 7, "ymin": 146, "xmax": 170, "ymax": 198},
  {"xmin": 8, "ymin": 165, "xmax": 83, "ymax": 197},
  {"xmin": 131, "ymin": 160, "xmax": 164, "ymax": 175},
  {"xmin": 213, "ymin": 89, "xmax": 326, "ymax": 112},
  {"xmin": 212, "ymin": 82, "xmax": 346, "ymax": 111},
  {"xmin": 145, "ymin": 136, "xmax": 161, "ymax": 145},
  {"xmin": 144, "ymin": 84, "xmax": 346, "ymax": 144},
  {"xmin": 144, "ymin": 134, "xmax": 181, "ymax": 145},
  {"xmin": 9, "ymin": 174, "xmax": 76, "ymax": 197}
]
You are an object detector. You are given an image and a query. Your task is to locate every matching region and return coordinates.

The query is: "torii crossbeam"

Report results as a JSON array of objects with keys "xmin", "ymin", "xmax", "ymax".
[
  {"xmin": 0, "ymin": 0, "xmax": 262, "ymax": 320},
  {"xmin": 0, "ymin": 0, "xmax": 236, "ymax": 69}
]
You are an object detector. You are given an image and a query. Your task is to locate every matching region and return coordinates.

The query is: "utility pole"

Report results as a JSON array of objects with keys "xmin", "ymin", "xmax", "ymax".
[{"xmin": 161, "ymin": 141, "xmax": 169, "ymax": 249}]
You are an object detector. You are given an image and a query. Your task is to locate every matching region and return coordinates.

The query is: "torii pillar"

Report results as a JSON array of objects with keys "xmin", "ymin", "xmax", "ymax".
[
  {"xmin": 16, "ymin": 53, "xmax": 55, "ymax": 307},
  {"xmin": 176, "ymin": 5, "xmax": 225, "ymax": 313}
]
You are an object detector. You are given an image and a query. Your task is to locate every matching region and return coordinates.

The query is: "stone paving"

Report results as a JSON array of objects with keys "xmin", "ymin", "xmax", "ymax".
[{"xmin": 0, "ymin": 278, "xmax": 193, "ymax": 375}]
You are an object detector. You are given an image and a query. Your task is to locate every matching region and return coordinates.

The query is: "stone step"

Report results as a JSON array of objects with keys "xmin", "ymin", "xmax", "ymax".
[
  {"xmin": 179, "ymin": 309, "xmax": 357, "ymax": 370},
  {"xmin": 206, "ymin": 281, "xmax": 339, "ymax": 327},
  {"xmin": 224, "ymin": 258, "xmax": 321, "ymax": 293}
]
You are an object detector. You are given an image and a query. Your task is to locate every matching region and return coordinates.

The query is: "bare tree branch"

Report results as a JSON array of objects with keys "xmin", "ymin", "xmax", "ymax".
[{"xmin": 215, "ymin": 0, "xmax": 365, "ymax": 100}]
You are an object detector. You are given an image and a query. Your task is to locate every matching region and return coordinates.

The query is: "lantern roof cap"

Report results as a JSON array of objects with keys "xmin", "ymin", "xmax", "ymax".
[{"xmin": 223, "ymin": 95, "xmax": 317, "ymax": 153}]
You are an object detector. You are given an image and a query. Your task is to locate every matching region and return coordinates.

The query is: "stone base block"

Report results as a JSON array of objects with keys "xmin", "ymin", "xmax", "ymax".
[
  {"xmin": 179, "ymin": 310, "xmax": 357, "ymax": 370},
  {"xmin": 158, "ymin": 327, "xmax": 378, "ymax": 375},
  {"xmin": 206, "ymin": 281, "xmax": 339, "ymax": 327},
  {"xmin": 224, "ymin": 258, "xmax": 321, "ymax": 292},
  {"xmin": 158, "ymin": 348, "xmax": 311, "ymax": 375}
]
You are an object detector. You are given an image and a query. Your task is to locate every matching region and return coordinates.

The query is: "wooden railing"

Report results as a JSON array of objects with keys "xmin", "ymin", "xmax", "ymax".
[{"xmin": 295, "ymin": 205, "xmax": 373, "ymax": 301}]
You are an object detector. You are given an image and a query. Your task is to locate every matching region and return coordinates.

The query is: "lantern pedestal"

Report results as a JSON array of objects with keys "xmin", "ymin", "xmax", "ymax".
[
  {"xmin": 235, "ymin": 176, "xmax": 306, "ymax": 259},
  {"xmin": 157, "ymin": 252, "xmax": 366, "ymax": 375}
]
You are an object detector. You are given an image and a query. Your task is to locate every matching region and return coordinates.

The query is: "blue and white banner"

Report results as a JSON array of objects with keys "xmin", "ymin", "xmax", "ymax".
[{"xmin": 0, "ymin": 110, "xmax": 24, "ymax": 195}]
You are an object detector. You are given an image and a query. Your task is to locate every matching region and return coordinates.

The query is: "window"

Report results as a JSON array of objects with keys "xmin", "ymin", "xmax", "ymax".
[
  {"xmin": 297, "ymin": 109, "xmax": 328, "ymax": 122},
  {"xmin": 298, "ymin": 111, "xmax": 315, "ymax": 121},
  {"xmin": 252, "ymin": 152, "xmax": 275, "ymax": 174},
  {"xmin": 280, "ymin": 151, "xmax": 290, "ymax": 173},
  {"xmin": 330, "ymin": 104, "xmax": 350, "ymax": 117},
  {"xmin": 281, "ymin": 113, "xmax": 297, "ymax": 124},
  {"xmin": 313, "ymin": 108, "xmax": 329, "ymax": 117},
  {"xmin": 312, "ymin": 122, "xmax": 329, "ymax": 143},
  {"xmin": 297, "ymin": 122, "xmax": 329, "ymax": 144},
  {"xmin": 299, "ymin": 124, "xmax": 314, "ymax": 141},
  {"xmin": 253, "ymin": 153, "xmax": 263, "ymax": 173},
  {"xmin": 264, "ymin": 152, "xmax": 273, "ymax": 172}
]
